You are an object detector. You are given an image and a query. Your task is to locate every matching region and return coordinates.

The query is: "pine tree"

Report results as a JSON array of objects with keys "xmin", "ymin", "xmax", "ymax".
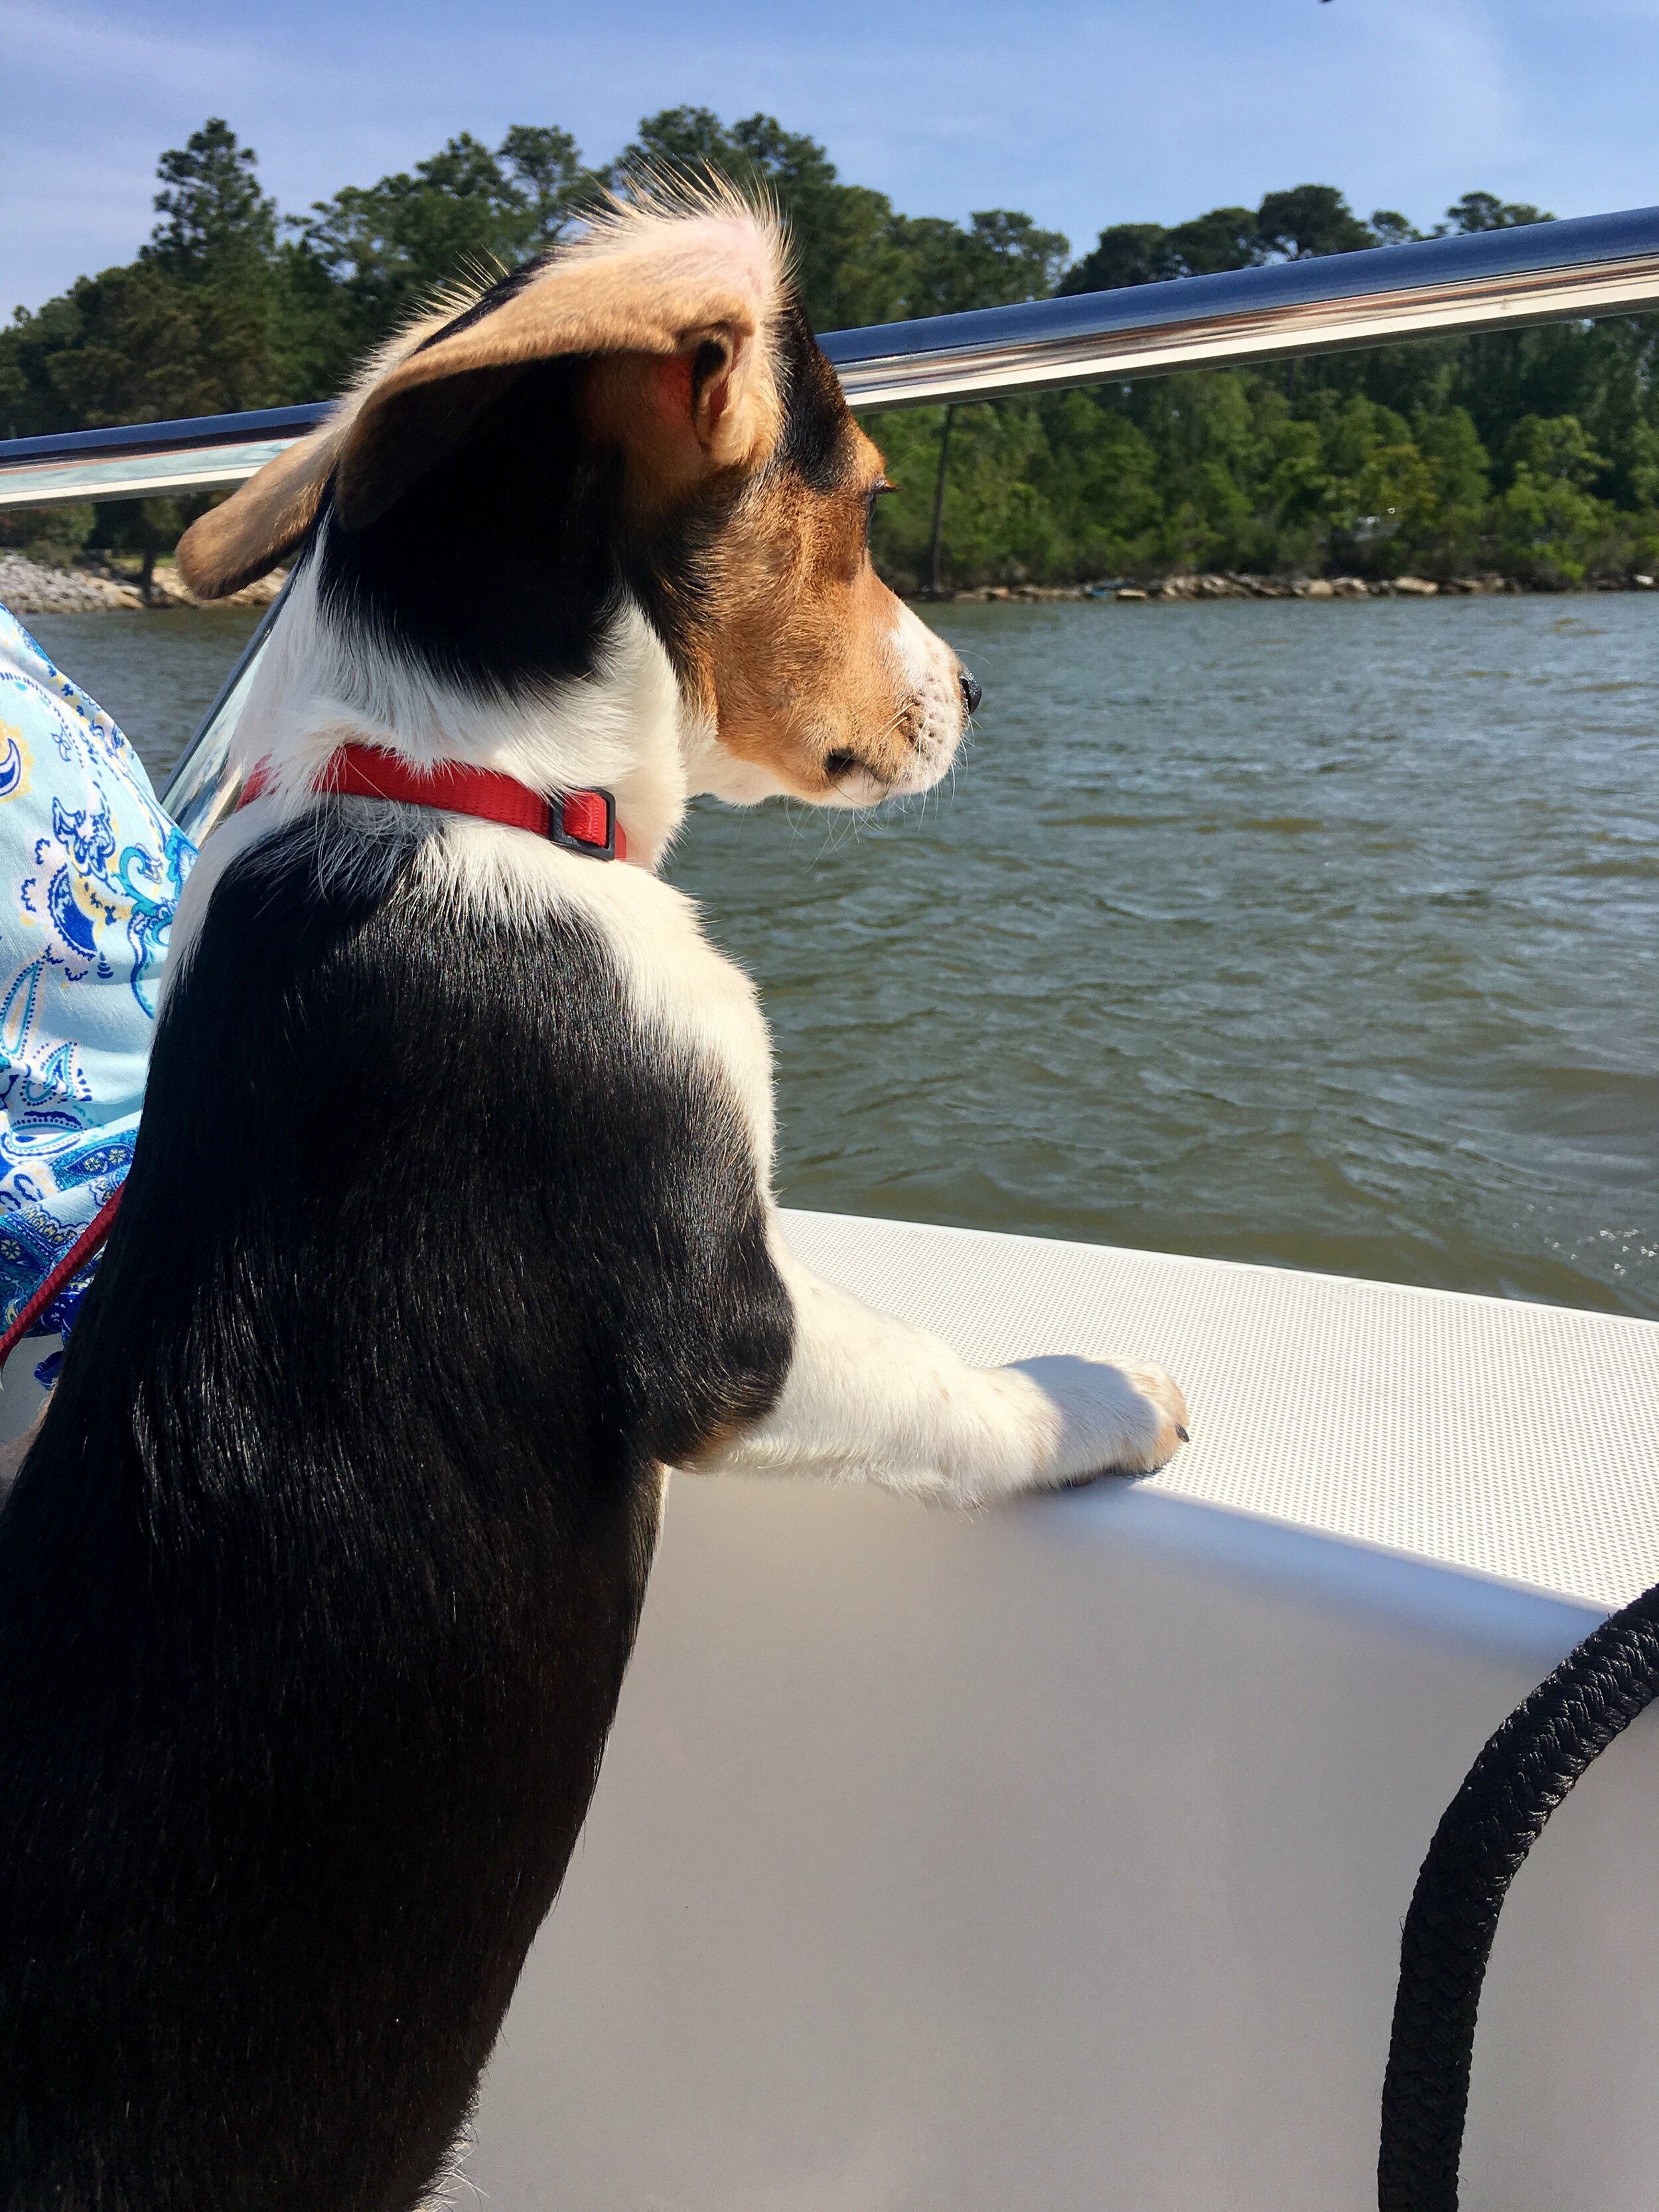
[{"xmin": 144, "ymin": 119, "xmax": 277, "ymax": 284}]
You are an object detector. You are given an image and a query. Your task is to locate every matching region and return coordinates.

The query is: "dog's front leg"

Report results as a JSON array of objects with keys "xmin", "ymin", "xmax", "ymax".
[{"xmin": 699, "ymin": 1232, "xmax": 1187, "ymax": 1506}]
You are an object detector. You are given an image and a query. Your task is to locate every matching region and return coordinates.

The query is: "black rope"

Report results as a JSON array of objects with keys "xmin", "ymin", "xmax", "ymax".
[{"xmin": 1378, "ymin": 1578, "xmax": 1659, "ymax": 2211}]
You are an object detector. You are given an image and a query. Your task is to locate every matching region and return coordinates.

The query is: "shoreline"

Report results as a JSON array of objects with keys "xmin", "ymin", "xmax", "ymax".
[
  {"xmin": 924, "ymin": 569, "xmax": 1659, "ymax": 605},
  {"xmin": 0, "ymin": 553, "xmax": 285, "ymax": 618},
  {"xmin": 6, "ymin": 552, "xmax": 1656, "ymax": 621}
]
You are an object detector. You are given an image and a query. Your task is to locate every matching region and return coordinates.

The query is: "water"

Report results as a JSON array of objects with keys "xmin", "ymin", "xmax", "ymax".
[
  {"xmin": 21, "ymin": 595, "xmax": 1658, "ymax": 1321},
  {"xmin": 23, "ymin": 607, "xmax": 266, "ymax": 787}
]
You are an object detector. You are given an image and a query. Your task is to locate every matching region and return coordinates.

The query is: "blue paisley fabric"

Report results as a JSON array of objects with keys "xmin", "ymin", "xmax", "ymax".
[{"xmin": 0, "ymin": 605, "xmax": 194, "ymax": 1379}]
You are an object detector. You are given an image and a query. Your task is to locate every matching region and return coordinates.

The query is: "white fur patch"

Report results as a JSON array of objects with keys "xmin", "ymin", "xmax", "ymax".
[
  {"xmin": 563, "ymin": 197, "xmax": 785, "ymax": 319},
  {"xmin": 696, "ymin": 1229, "xmax": 1181, "ymax": 1503}
]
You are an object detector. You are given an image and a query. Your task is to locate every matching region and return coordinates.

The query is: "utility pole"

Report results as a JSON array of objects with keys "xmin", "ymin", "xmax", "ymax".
[{"xmin": 926, "ymin": 405, "xmax": 956, "ymax": 599}]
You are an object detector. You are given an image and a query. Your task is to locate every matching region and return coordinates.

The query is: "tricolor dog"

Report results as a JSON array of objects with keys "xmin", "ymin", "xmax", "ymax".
[{"xmin": 0, "ymin": 195, "xmax": 1187, "ymax": 2209}]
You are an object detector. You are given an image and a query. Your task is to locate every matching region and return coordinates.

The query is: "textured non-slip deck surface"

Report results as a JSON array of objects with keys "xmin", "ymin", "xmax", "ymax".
[{"xmin": 782, "ymin": 1210, "xmax": 1659, "ymax": 1610}]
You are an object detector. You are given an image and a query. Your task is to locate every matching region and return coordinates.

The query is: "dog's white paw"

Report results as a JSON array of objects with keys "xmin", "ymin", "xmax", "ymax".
[{"xmin": 1008, "ymin": 1354, "xmax": 1190, "ymax": 1490}]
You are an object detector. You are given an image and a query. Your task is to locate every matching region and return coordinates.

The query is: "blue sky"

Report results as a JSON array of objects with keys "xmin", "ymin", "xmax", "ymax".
[{"xmin": 4, "ymin": 0, "xmax": 1655, "ymax": 315}]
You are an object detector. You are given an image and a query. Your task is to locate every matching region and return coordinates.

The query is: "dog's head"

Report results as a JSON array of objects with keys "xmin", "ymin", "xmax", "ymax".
[{"xmin": 179, "ymin": 195, "xmax": 975, "ymax": 810}]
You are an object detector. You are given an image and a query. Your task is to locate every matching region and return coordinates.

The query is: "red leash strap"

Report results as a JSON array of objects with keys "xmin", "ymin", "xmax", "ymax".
[
  {"xmin": 0, "ymin": 1183, "xmax": 123, "ymax": 1372},
  {"xmin": 240, "ymin": 747, "xmax": 627, "ymax": 861}
]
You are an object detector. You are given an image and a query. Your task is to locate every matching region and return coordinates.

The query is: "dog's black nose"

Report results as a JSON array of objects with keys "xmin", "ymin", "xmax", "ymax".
[{"xmin": 960, "ymin": 670, "xmax": 983, "ymax": 715}]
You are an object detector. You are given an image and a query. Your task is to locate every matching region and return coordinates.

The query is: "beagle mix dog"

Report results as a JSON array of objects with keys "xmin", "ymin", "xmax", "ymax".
[{"xmin": 0, "ymin": 196, "xmax": 1186, "ymax": 2209}]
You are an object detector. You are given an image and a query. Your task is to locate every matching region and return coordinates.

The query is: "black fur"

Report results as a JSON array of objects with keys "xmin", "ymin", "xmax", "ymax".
[
  {"xmin": 0, "ymin": 808, "xmax": 792, "ymax": 2209},
  {"xmin": 770, "ymin": 299, "xmax": 854, "ymax": 494},
  {"xmin": 316, "ymin": 352, "xmax": 640, "ymax": 698}
]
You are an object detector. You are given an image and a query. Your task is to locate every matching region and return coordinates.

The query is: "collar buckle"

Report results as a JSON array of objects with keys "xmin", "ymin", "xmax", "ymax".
[{"xmin": 551, "ymin": 788, "xmax": 622, "ymax": 861}]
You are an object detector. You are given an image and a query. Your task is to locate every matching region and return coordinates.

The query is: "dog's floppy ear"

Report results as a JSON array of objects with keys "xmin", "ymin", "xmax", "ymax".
[
  {"xmin": 176, "ymin": 415, "xmax": 347, "ymax": 599},
  {"xmin": 177, "ymin": 207, "xmax": 783, "ymax": 591},
  {"xmin": 334, "ymin": 209, "xmax": 784, "ymax": 532}
]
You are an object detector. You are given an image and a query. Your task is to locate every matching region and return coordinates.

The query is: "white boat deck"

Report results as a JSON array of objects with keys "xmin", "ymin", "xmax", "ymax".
[
  {"xmin": 782, "ymin": 1208, "xmax": 1659, "ymax": 1610},
  {"xmin": 463, "ymin": 1213, "xmax": 1659, "ymax": 2212}
]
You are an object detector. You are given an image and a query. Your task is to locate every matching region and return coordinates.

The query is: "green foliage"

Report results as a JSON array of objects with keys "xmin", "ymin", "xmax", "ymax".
[
  {"xmin": 0, "ymin": 259, "xmax": 279, "ymax": 431},
  {"xmin": 866, "ymin": 339, "xmax": 1659, "ymax": 592},
  {"xmin": 286, "ymin": 127, "xmax": 597, "ymax": 380},
  {"xmin": 1061, "ymin": 208, "xmax": 1257, "ymax": 293},
  {"xmin": 144, "ymin": 117, "xmax": 278, "ymax": 284},
  {"xmin": 1445, "ymin": 190, "xmax": 1554, "ymax": 234},
  {"xmin": 891, "ymin": 210, "xmax": 1070, "ymax": 317},
  {"xmin": 0, "ymin": 500, "xmax": 93, "ymax": 568},
  {"xmin": 1256, "ymin": 184, "xmax": 1376, "ymax": 260},
  {"xmin": 1369, "ymin": 210, "xmax": 1424, "ymax": 248},
  {"xmin": 610, "ymin": 105, "xmax": 909, "ymax": 329},
  {"xmin": 495, "ymin": 125, "xmax": 589, "ymax": 243},
  {"xmin": 1058, "ymin": 181, "xmax": 1557, "ymax": 299},
  {"xmin": 1492, "ymin": 414, "xmax": 1612, "ymax": 583},
  {"xmin": 1, "ymin": 115, "xmax": 1652, "ymax": 591},
  {"xmin": 606, "ymin": 108, "xmax": 1068, "ymax": 329},
  {"xmin": 1056, "ymin": 180, "xmax": 1376, "ymax": 293}
]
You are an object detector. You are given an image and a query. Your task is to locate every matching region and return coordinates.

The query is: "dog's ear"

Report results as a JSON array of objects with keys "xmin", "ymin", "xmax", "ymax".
[
  {"xmin": 334, "ymin": 210, "xmax": 784, "ymax": 532},
  {"xmin": 175, "ymin": 416, "xmax": 347, "ymax": 599}
]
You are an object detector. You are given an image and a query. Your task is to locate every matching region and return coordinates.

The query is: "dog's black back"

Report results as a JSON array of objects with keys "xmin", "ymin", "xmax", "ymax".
[{"xmin": 0, "ymin": 809, "xmax": 791, "ymax": 2209}]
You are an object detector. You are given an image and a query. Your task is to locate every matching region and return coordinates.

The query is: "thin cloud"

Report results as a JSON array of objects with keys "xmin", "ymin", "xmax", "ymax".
[{"xmin": 1, "ymin": 0, "xmax": 1652, "ymax": 314}]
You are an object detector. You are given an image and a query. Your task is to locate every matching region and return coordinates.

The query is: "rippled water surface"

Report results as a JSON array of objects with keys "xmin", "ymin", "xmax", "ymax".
[
  {"xmin": 26, "ymin": 607, "xmax": 263, "ymax": 782},
  {"xmin": 25, "ymin": 595, "xmax": 1659, "ymax": 1317}
]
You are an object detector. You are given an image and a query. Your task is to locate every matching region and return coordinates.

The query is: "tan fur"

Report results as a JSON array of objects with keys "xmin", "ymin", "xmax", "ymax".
[
  {"xmin": 701, "ymin": 424, "xmax": 924, "ymax": 796},
  {"xmin": 176, "ymin": 423, "xmax": 345, "ymax": 601},
  {"xmin": 579, "ymin": 319, "xmax": 932, "ymax": 801},
  {"xmin": 339, "ymin": 213, "xmax": 783, "ymax": 529}
]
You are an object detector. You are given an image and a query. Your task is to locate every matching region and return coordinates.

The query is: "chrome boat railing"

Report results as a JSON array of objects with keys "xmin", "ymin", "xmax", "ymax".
[
  {"xmin": 1, "ymin": 200, "xmax": 1657, "ymax": 835},
  {"xmin": 0, "ymin": 404, "xmax": 330, "ymax": 516},
  {"xmin": 824, "ymin": 203, "xmax": 1659, "ymax": 408},
  {"xmin": 5, "ymin": 204, "xmax": 1659, "ymax": 518}
]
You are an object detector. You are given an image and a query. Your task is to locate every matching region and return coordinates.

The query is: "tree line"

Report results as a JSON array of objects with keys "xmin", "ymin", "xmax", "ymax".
[{"xmin": 4, "ymin": 111, "xmax": 1656, "ymax": 591}]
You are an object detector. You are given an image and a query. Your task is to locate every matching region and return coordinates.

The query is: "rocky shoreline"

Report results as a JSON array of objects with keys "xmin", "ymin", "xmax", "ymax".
[
  {"xmin": 0, "ymin": 553, "xmax": 286, "ymax": 617},
  {"xmin": 938, "ymin": 569, "xmax": 1659, "ymax": 603},
  {"xmin": 5, "ymin": 550, "xmax": 1656, "ymax": 621}
]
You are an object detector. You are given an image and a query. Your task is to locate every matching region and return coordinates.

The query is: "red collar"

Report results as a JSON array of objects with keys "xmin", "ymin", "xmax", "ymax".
[{"xmin": 239, "ymin": 746, "xmax": 627, "ymax": 861}]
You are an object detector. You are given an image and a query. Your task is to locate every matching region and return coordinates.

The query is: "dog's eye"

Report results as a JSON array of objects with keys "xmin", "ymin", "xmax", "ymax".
[{"xmin": 864, "ymin": 479, "xmax": 894, "ymax": 542}]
